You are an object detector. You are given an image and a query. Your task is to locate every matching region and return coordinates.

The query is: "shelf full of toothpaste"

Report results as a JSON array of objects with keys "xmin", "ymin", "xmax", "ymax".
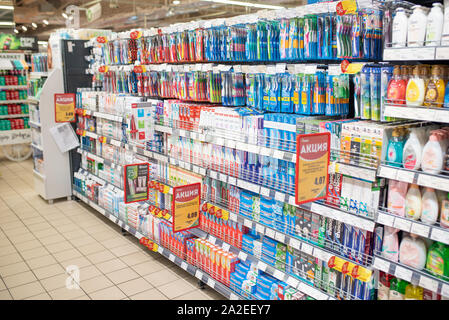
[{"xmin": 88, "ymin": 7, "xmax": 383, "ymax": 68}]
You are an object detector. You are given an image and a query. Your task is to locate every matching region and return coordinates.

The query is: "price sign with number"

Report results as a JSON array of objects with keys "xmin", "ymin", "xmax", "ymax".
[
  {"xmin": 54, "ymin": 93, "xmax": 76, "ymax": 123},
  {"xmin": 172, "ymin": 183, "xmax": 201, "ymax": 233},
  {"xmin": 295, "ymin": 132, "xmax": 330, "ymax": 205}
]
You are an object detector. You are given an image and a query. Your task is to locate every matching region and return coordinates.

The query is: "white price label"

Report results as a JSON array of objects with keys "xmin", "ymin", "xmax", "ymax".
[
  {"xmin": 229, "ymin": 293, "xmax": 239, "ymax": 300},
  {"xmin": 275, "ymin": 232, "xmax": 285, "ymax": 243},
  {"xmin": 272, "ymin": 150, "xmax": 284, "ymax": 159},
  {"xmin": 419, "ymin": 276, "xmax": 438, "ymax": 292},
  {"xmin": 255, "ymin": 223, "xmax": 265, "ymax": 234},
  {"xmin": 260, "ymin": 187, "xmax": 270, "ymax": 197},
  {"xmin": 244, "ymin": 219, "xmax": 253, "ymax": 228},
  {"xmin": 208, "ymin": 235, "xmax": 216, "ymax": 245},
  {"xmin": 378, "ymin": 166, "xmax": 398, "ymax": 179},
  {"xmin": 226, "ymin": 140, "xmax": 236, "ymax": 149},
  {"xmin": 246, "ymin": 182, "xmax": 259, "ymax": 194},
  {"xmin": 442, "ymin": 284, "xmax": 449, "ymax": 298},
  {"xmin": 289, "ymin": 238, "xmax": 301, "ymax": 250},
  {"xmin": 257, "ymin": 261, "xmax": 267, "ymax": 272},
  {"xmin": 302, "ymin": 243, "xmax": 313, "ymax": 255},
  {"xmin": 436, "ymin": 46, "xmax": 449, "ymax": 60},
  {"xmin": 238, "ymin": 251, "xmax": 248, "ymax": 261},
  {"xmin": 229, "ymin": 213, "xmax": 237, "ymax": 221},
  {"xmin": 286, "ymin": 277, "xmax": 299, "ymax": 288},
  {"xmin": 169, "ymin": 254, "xmax": 175, "ymax": 262},
  {"xmin": 207, "ymin": 278, "xmax": 216, "ymax": 289},
  {"xmin": 373, "ymin": 257, "xmax": 391, "ymax": 272},
  {"xmin": 393, "ymin": 217, "xmax": 412, "ymax": 232},
  {"xmin": 222, "ymin": 243, "xmax": 231, "ymax": 252},
  {"xmin": 417, "ymin": 174, "xmax": 434, "ymax": 189},
  {"xmin": 432, "ymin": 176, "xmax": 449, "ymax": 192},
  {"xmin": 434, "ymin": 109, "xmax": 449, "ymax": 124},
  {"xmin": 195, "ymin": 270, "xmax": 204, "ymax": 279},
  {"xmin": 396, "ymin": 170, "xmax": 415, "ymax": 183},
  {"xmin": 219, "ymin": 173, "xmax": 227, "ymax": 182},
  {"xmin": 274, "ymin": 192, "xmax": 285, "ymax": 202},
  {"xmin": 247, "ymin": 144, "xmax": 259, "ymax": 154},
  {"xmin": 210, "ymin": 171, "xmax": 218, "ymax": 180},
  {"xmin": 415, "ymin": 47, "xmax": 435, "ymax": 60},
  {"xmin": 430, "ymin": 228, "xmax": 449, "ymax": 245},
  {"xmin": 395, "ymin": 266, "xmax": 413, "ymax": 282},
  {"xmin": 265, "ymin": 228, "xmax": 275, "ymax": 239},
  {"xmin": 377, "ymin": 212, "xmax": 395, "ymax": 227},
  {"xmin": 215, "ymin": 137, "xmax": 225, "ymax": 146},
  {"xmin": 273, "ymin": 269, "xmax": 284, "ymax": 280},
  {"xmin": 180, "ymin": 261, "xmax": 188, "ymax": 270},
  {"xmin": 228, "ymin": 177, "xmax": 237, "ymax": 186},
  {"xmin": 410, "ymin": 223, "xmax": 430, "ymax": 238}
]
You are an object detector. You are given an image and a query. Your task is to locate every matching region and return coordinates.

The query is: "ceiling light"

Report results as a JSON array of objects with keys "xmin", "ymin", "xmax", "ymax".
[
  {"xmin": 21, "ymin": 25, "xmax": 27, "ymax": 31},
  {"xmin": 0, "ymin": 5, "xmax": 14, "ymax": 10},
  {"xmin": 173, "ymin": 0, "xmax": 180, "ymax": 4},
  {"xmin": 13, "ymin": 29, "xmax": 18, "ymax": 34},
  {"xmin": 43, "ymin": 19, "xmax": 49, "ymax": 25},
  {"xmin": 31, "ymin": 22, "xmax": 37, "ymax": 28},
  {"xmin": 0, "ymin": 21, "xmax": 15, "ymax": 26},
  {"xmin": 62, "ymin": 12, "xmax": 68, "ymax": 19},
  {"xmin": 203, "ymin": 0, "xmax": 284, "ymax": 10}
]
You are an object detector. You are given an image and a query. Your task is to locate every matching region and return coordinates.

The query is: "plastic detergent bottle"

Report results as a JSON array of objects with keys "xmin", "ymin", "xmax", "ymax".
[
  {"xmin": 386, "ymin": 128, "xmax": 405, "ymax": 167},
  {"xmin": 392, "ymin": 7, "xmax": 408, "ymax": 48},
  {"xmin": 421, "ymin": 131, "xmax": 445, "ymax": 174},
  {"xmin": 406, "ymin": 66, "xmax": 426, "ymax": 106},
  {"xmin": 421, "ymin": 187, "xmax": 439, "ymax": 225},
  {"xmin": 425, "ymin": 3, "xmax": 444, "ymax": 46},
  {"xmin": 399, "ymin": 233, "xmax": 427, "ymax": 270},
  {"xmin": 408, "ymin": 5, "xmax": 429, "ymax": 47},
  {"xmin": 405, "ymin": 284, "xmax": 424, "ymax": 300},
  {"xmin": 440, "ymin": 193, "xmax": 449, "ymax": 229},
  {"xmin": 382, "ymin": 226, "xmax": 399, "ymax": 261},
  {"xmin": 403, "ymin": 128, "xmax": 425, "ymax": 170},
  {"xmin": 405, "ymin": 184, "xmax": 422, "ymax": 220},
  {"xmin": 426, "ymin": 241, "xmax": 449, "ymax": 278},
  {"xmin": 389, "ymin": 278, "xmax": 408, "ymax": 300},
  {"xmin": 387, "ymin": 65, "xmax": 407, "ymax": 105},
  {"xmin": 424, "ymin": 65, "xmax": 446, "ymax": 108}
]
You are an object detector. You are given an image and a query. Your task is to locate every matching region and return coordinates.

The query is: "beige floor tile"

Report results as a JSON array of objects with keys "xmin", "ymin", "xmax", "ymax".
[
  {"xmin": 0, "ymin": 238, "xmax": 11, "ymax": 248},
  {"xmin": 25, "ymin": 292, "xmax": 52, "ymax": 300},
  {"xmin": 77, "ymin": 242, "xmax": 105, "ymax": 255},
  {"xmin": 96, "ymin": 258, "xmax": 128, "ymax": 274},
  {"xmin": 74, "ymin": 295, "xmax": 91, "ymax": 300},
  {"xmin": 105, "ymin": 267, "xmax": 139, "ymax": 285},
  {"xmin": 89, "ymin": 286, "xmax": 126, "ymax": 300},
  {"xmin": 26, "ymin": 254, "xmax": 57, "ymax": 269},
  {"xmin": 100, "ymin": 237, "xmax": 130, "ymax": 249},
  {"xmin": 44, "ymin": 241, "xmax": 74, "ymax": 254},
  {"xmin": 69, "ymin": 235, "xmax": 97, "ymax": 247},
  {"xmin": 0, "ymin": 289, "xmax": 12, "ymax": 300},
  {"xmin": 91, "ymin": 230, "xmax": 118, "ymax": 242},
  {"xmin": 117, "ymin": 277, "xmax": 153, "ymax": 296},
  {"xmin": 24, "ymin": 216, "xmax": 47, "ymax": 225},
  {"xmin": 173, "ymin": 290, "xmax": 212, "ymax": 300},
  {"xmin": 120, "ymin": 252, "xmax": 153, "ymax": 267},
  {"xmin": 0, "ymin": 244, "xmax": 17, "ymax": 257},
  {"xmin": 78, "ymin": 265, "xmax": 102, "ymax": 282},
  {"xmin": 130, "ymin": 288, "xmax": 168, "ymax": 300},
  {"xmin": 14, "ymin": 239, "xmax": 42, "ymax": 252},
  {"xmin": 53, "ymin": 248, "xmax": 83, "ymax": 262},
  {"xmin": 60, "ymin": 256, "xmax": 92, "ymax": 270},
  {"xmin": 3, "ymin": 270, "xmax": 37, "ymax": 288},
  {"xmin": 80, "ymin": 274, "xmax": 114, "ymax": 294},
  {"xmin": 62, "ymin": 229, "xmax": 89, "ymax": 241},
  {"xmin": 55, "ymin": 223, "xmax": 81, "ymax": 233},
  {"xmin": 48, "ymin": 287, "xmax": 85, "ymax": 300},
  {"xmin": 0, "ymin": 261, "xmax": 30, "ymax": 277},
  {"xmin": 32, "ymin": 228, "xmax": 59, "ymax": 239},
  {"xmin": 33, "ymin": 264, "xmax": 65, "ymax": 280},
  {"xmin": 7, "ymin": 232, "xmax": 36, "ymax": 244},
  {"xmin": 143, "ymin": 268, "xmax": 180, "ymax": 287},
  {"xmin": 20, "ymin": 246, "xmax": 49, "ymax": 260},
  {"xmin": 38, "ymin": 234, "xmax": 66, "ymax": 245},
  {"xmin": 110, "ymin": 244, "xmax": 140, "ymax": 257},
  {"xmin": 40, "ymin": 273, "xmax": 70, "ymax": 291},
  {"xmin": 9, "ymin": 281, "xmax": 45, "ymax": 300},
  {"xmin": 0, "ymin": 278, "xmax": 5, "ymax": 291},
  {"xmin": 0, "ymin": 252, "xmax": 23, "ymax": 267},
  {"xmin": 48, "ymin": 218, "xmax": 73, "ymax": 228},
  {"xmin": 1, "ymin": 220, "xmax": 25, "ymax": 230},
  {"xmin": 157, "ymin": 278, "xmax": 197, "ymax": 299},
  {"xmin": 86, "ymin": 250, "xmax": 116, "ymax": 264},
  {"xmin": 132, "ymin": 260, "xmax": 166, "ymax": 277},
  {"xmin": 27, "ymin": 222, "xmax": 52, "ymax": 232}
]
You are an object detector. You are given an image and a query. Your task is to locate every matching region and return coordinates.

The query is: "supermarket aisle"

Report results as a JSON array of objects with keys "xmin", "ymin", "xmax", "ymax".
[{"xmin": 0, "ymin": 157, "xmax": 224, "ymax": 300}]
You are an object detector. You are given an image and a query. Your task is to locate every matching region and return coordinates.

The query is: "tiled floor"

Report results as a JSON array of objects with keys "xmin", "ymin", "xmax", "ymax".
[{"xmin": 0, "ymin": 157, "xmax": 225, "ymax": 300}]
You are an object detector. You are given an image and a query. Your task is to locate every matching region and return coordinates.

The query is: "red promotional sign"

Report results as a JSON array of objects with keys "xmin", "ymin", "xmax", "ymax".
[
  {"xmin": 172, "ymin": 183, "xmax": 201, "ymax": 233},
  {"xmin": 295, "ymin": 132, "xmax": 330, "ymax": 205}
]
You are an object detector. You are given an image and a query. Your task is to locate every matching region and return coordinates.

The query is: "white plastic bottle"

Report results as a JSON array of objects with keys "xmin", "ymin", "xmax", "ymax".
[
  {"xmin": 405, "ymin": 184, "xmax": 422, "ymax": 220},
  {"xmin": 426, "ymin": 3, "xmax": 445, "ymax": 46},
  {"xmin": 421, "ymin": 187, "xmax": 439, "ymax": 225},
  {"xmin": 399, "ymin": 234, "xmax": 427, "ymax": 270},
  {"xmin": 421, "ymin": 131, "xmax": 445, "ymax": 174},
  {"xmin": 392, "ymin": 7, "xmax": 409, "ymax": 47},
  {"xmin": 402, "ymin": 128, "xmax": 425, "ymax": 170},
  {"xmin": 443, "ymin": 0, "xmax": 449, "ymax": 45},
  {"xmin": 408, "ymin": 5, "xmax": 429, "ymax": 47}
]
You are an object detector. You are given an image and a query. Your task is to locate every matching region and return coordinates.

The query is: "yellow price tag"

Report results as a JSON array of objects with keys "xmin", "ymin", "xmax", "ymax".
[
  {"xmin": 336, "ymin": 0, "xmax": 357, "ymax": 15},
  {"xmin": 342, "ymin": 63, "xmax": 365, "ymax": 74},
  {"xmin": 221, "ymin": 209, "xmax": 229, "ymax": 221}
]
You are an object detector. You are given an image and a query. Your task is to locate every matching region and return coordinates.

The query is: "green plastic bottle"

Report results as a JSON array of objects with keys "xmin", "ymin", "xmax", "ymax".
[
  {"xmin": 426, "ymin": 242, "xmax": 449, "ymax": 278},
  {"xmin": 389, "ymin": 278, "xmax": 408, "ymax": 300}
]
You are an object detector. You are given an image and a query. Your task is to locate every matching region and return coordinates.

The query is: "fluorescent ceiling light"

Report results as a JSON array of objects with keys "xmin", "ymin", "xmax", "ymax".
[
  {"xmin": 13, "ymin": 29, "xmax": 18, "ymax": 34},
  {"xmin": 62, "ymin": 12, "xmax": 68, "ymax": 19},
  {"xmin": 203, "ymin": 0, "xmax": 284, "ymax": 10},
  {"xmin": 173, "ymin": 0, "xmax": 180, "ymax": 4},
  {"xmin": 43, "ymin": 19, "xmax": 49, "ymax": 25},
  {"xmin": 0, "ymin": 5, "xmax": 14, "ymax": 10},
  {"xmin": 21, "ymin": 25, "xmax": 27, "ymax": 31},
  {"xmin": 0, "ymin": 21, "xmax": 15, "ymax": 26},
  {"xmin": 31, "ymin": 22, "xmax": 37, "ymax": 28}
]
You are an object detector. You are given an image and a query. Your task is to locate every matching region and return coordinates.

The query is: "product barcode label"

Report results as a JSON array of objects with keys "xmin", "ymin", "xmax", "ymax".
[
  {"xmin": 265, "ymin": 228, "xmax": 275, "ymax": 239},
  {"xmin": 441, "ymin": 284, "xmax": 449, "ymax": 298},
  {"xmin": 289, "ymin": 238, "xmax": 301, "ymax": 250},
  {"xmin": 195, "ymin": 270, "xmax": 204, "ymax": 280},
  {"xmin": 243, "ymin": 219, "xmax": 252, "ymax": 228},
  {"xmin": 257, "ymin": 261, "xmax": 267, "ymax": 272},
  {"xmin": 393, "ymin": 217, "xmax": 412, "ymax": 232},
  {"xmin": 395, "ymin": 266, "xmax": 413, "ymax": 282},
  {"xmin": 377, "ymin": 212, "xmax": 395, "ymax": 227},
  {"xmin": 275, "ymin": 232, "xmax": 285, "ymax": 243},
  {"xmin": 302, "ymin": 243, "xmax": 313, "ymax": 255},
  {"xmin": 255, "ymin": 224, "xmax": 265, "ymax": 234},
  {"xmin": 430, "ymin": 228, "xmax": 449, "ymax": 245},
  {"xmin": 169, "ymin": 254, "xmax": 175, "ymax": 262},
  {"xmin": 373, "ymin": 257, "xmax": 390, "ymax": 272},
  {"xmin": 419, "ymin": 276, "xmax": 438, "ymax": 293},
  {"xmin": 396, "ymin": 170, "xmax": 415, "ymax": 183},
  {"xmin": 207, "ymin": 278, "xmax": 216, "ymax": 289},
  {"xmin": 378, "ymin": 166, "xmax": 397, "ymax": 179},
  {"xmin": 410, "ymin": 223, "xmax": 430, "ymax": 238},
  {"xmin": 222, "ymin": 243, "xmax": 230, "ymax": 252},
  {"xmin": 238, "ymin": 251, "xmax": 247, "ymax": 261},
  {"xmin": 208, "ymin": 235, "xmax": 216, "ymax": 245}
]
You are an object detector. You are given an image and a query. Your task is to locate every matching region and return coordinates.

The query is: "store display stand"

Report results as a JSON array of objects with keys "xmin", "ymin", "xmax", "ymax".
[{"xmin": 32, "ymin": 68, "xmax": 72, "ymax": 203}]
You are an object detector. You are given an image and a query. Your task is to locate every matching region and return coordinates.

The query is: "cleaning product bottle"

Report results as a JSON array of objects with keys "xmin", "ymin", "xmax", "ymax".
[
  {"xmin": 405, "ymin": 284, "xmax": 424, "ymax": 300},
  {"xmin": 426, "ymin": 241, "xmax": 449, "ymax": 278},
  {"xmin": 424, "ymin": 65, "xmax": 446, "ymax": 108},
  {"xmin": 392, "ymin": 7, "xmax": 408, "ymax": 48},
  {"xmin": 387, "ymin": 65, "xmax": 407, "ymax": 105},
  {"xmin": 403, "ymin": 127, "xmax": 425, "ymax": 170},
  {"xmin": 386, "ymin": 128, "xmax": 405, "ymax": 167},
  {"xmin": 405, "ymin": 184, "xmax": 422, "ymax": 220},
  {"xmin": 389, "ymin": 277, "xmax": 408, "ymax": 300},
  {"xmin": 422, "ymin": 131, "xmax": 445, "ymax": 174},
  {"xmin": 399, "ymin": 233, "xmax": 427, "ymax": 270},
  {"xmin": 406, "ymin": 66, "xmax": 426, "ymax": 106},
  {"xmin": 421, "ymin": 187, "xmax": 439, "ymax": 225},
  {"xmin": 440, "ymin": 193, "xmax": 449, "ymax": 229},
  {"xmin": 408, "ymin": 5, "xmax": 429, "ymax": 47},
  {"xmin": 388, "ymin": 179, "xmax": 408, "ymax": 217},
  {"xmin": 425, "ymin": 3, "xmax": 444, "ymax": 46}
]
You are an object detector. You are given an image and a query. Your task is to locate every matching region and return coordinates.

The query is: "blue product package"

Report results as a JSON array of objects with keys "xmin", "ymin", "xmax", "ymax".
[
  {"xmin": 357, "ymin": 230, "xmax": 367, "ymax": 264},
  {"xmin": 352, "ymin": 227, "xmax": 361, "ymax": 263},
  {"xmin": 343, "ymin": 224, "xmax": 353, "ymax": 259}
]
